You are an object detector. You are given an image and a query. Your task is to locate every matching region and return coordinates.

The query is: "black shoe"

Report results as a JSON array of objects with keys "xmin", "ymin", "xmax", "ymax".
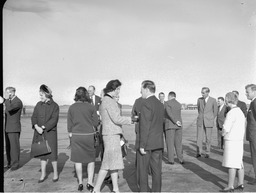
[
  {"xmin": 234, "ymin": 184, "xmax": 244, "ymax": 191},
  {"xmin": 205, "ymin": 154, "xmax": 210, "ymax": 158},
  {"xmin": 78, "ymin": 184, "xmax": 83, "ymax": 191},
  {"xmin": 179, "ymin": 161, "xmax": 184, "ymax": 164},
  {"xmin": 219, "ymin": 187, "xmax": 234, "ymax": 192},
  {"xmin": 38, "ymin": 176, "xmax": 47, "ymax": 183},
  {"xmin": 52, "ymin": 177, "xmax": 59, "ymax": 182},
  {"xmin": 4, "ymin": 164, "xmax": 11, "ymax": 169},
  {"xmin": 10, "ymin": 166, "xmax": 19, "ymax": 171},
  {"xmin": 167, "ymin": 161, "xmax": 174, "ymax": 165},
  {"xmin": 86, "ymin": 183, "xmax": 94, "ymax": 192},
  {"xmin": 196, "ymin": 154, "xmax": 201, "ymax": 158},
  {"xmin": 104, "ymin": 175, "xmax": 112, "ymax": 184}
]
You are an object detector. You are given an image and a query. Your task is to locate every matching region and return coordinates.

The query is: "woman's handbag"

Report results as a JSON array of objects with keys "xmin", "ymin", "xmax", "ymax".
[
  {"xmin": 94, "ymin": 131, "xmax": 100, "ymax": 147},
  {"xmin": 31, "ymin": 133, "xmax": 51, "ymax": 158},
  {"xmin": 120, "ymin": 135, "xmax": 128, "ymax": 158}
]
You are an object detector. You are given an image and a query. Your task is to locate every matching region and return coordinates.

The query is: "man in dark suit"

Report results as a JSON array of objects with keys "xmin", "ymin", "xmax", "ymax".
[
  {"xmin": 196, "ymin": 87, "xmax": 218, "ymax": 158},
  {"xmin": 0, "ymin": 87, "xmax": 23, "ymax": 170},
  {"xmin": 138, "ymin": 80, "xmax": 165, "ymax": 192},
  {"xmin": 245, "ymin": 84, "xmax": 256, "ymax": 185},
  {"xmin": 88, "ymin": 85, "xmax": 101, "ymax": 112},
  {"xmin": 216, "ymin": 97, "xmax": 229, "ymax": 149},
  {"xmin": 165, "ymin": 91, "xmax": 183, "ymax": 164},
  {"xmin": 131, "ymin": 96, "xmax": 145, "ymax": 189},
  {"xmin": 158, "ymin": 92, "xmax": 166, "ymax": 105},
  {"xmin": 232, "ymin": 90, "xmax": 247, "ymax": 117}
]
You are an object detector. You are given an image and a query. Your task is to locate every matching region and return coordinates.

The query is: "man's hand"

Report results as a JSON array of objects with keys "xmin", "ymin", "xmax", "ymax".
[
  {"xmin": 0, "ymin": 96, "xmax": 4, "ymax": 104},
  {"xmin": 139, "ymin": 148, "xmax": 147, "ymax": 155},
  {"xmin": 176, "ymin": 121, "xmax": 182, "ymax": 127}
]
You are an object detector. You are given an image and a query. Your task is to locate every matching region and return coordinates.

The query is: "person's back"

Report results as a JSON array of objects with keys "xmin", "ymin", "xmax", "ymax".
[
  {"xmin": 68, "ymin": 102, "xmax": 98, "ymax": 133},
  {"xmin": 223, "ymin": 107, "xmax": 245, "ymax": 141}
]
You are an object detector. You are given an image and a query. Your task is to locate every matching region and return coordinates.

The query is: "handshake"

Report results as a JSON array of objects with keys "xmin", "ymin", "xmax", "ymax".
[{"xmin": 131, "ymin": 115, "xmax": 139, "ymax": 123}]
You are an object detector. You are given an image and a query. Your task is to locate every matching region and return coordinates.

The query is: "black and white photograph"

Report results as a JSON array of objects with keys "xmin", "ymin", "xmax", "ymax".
[{"xmin": 2, "ymin": 0, "xmax": 256, "ymax": 192}]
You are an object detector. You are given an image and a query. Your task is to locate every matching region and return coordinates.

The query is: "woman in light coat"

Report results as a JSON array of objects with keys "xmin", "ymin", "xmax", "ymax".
[
  {"xmin": 93, "ymin": 79, "xmax": 133, "ymax": 193},
  {"xmin": 220, "ymin": 92, "xmax": 246, "ymax": 192}
]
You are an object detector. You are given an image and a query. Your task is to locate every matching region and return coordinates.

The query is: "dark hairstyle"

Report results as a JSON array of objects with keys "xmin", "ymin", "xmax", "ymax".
[
  {"xmin": 142, "ymin": 80, "xmax": 156, "ymax": 93},
  {"xmin": 168, "ymin": 91, "xmax": 176, "ymax": 98},
  {"xmin": 232, "ymin": 90, "xmax": 239, "ymax": 96},
  {"xmin": 201, "ymin": 87, "xmax": 210, "ymax": 93},
  {"xmin": 103, "ymin": 79, "xmax": 122, "ymax": 94},
  {"xmin": 74, "ymin": 87, "xmax": 91, "ymax": 102},
  {"xmin": 225, "ymin": 92, "xmax": 238, "ymax": 105},
  {"xmin": 218, "ymin": 97, "xmax": 224, "ymax": 101},
  {"xmin": 245, "ymin": 84, "xmax": 256, "ymax": 91},
  {"xmin": 158, "ymin": 92, "xmax": 165, "ymax": 97},
  {"xmin": 89, "ymin": 85, "xmax": 95, "ymax": 90},
  {"xmin": 40, "ymin": 84, "xmax": 52, "ymax": 99}
]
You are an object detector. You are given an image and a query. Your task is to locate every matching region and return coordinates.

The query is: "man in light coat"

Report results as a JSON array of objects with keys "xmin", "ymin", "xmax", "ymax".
[{"xmin": 196, "ymin": 87, "xmax": 218, "ymax": 158}]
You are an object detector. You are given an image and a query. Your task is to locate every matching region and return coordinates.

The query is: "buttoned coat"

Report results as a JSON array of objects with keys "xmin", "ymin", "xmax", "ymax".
[
  {"xmin": 100, "ymin": 95, "xmax": 130, "ymax": 136},
  {"xmin": 4, "ymin": 96, "xmax": 23, "ymax": 133},
  {"xmin": 197, "ymin": 96, "xmax": 218, "ymax": 127}
]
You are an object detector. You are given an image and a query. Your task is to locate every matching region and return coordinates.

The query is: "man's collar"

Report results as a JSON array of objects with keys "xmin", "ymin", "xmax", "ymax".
[
  {"xmin": 146, "ymin": 94, "xmax": 154, "ymax": 99},
  {"xmin": 10, "ymin": 95, "xmax": 16, "ymax": 101}
]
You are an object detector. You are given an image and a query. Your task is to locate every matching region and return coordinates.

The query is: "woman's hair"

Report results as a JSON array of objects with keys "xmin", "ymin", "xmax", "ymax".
[
  {"xmin": 225, "ymin": 92, "xmax": 238, "ymax": 105},
  {"xmin": 40, "ymin": 84, "xmax": 53, "ymax": 99},
  {"xmin": 103, "ymin": 79, "xmax": 122, "ymax": 94},
  {"xmin": 74, "ymin": 87, "xmax": 91, "ymax": 102}
]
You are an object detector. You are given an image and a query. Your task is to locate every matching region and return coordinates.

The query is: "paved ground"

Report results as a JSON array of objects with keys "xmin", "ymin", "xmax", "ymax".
[{"xmin": 3, "ymin": 111, "xmax": 256, "ymax": 192}]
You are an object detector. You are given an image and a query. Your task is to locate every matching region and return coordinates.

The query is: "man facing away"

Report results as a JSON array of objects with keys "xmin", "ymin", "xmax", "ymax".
[
  {"xmin": 0, "ymin": 87, "xmax": 23, "ymax": 170},
  {"xmin": 196, "ymin": 87, "xmax": 218, "ymax": 158},
  {"xmin": 232, "ymin": 90, "xmax": 247, "ymax": 117},
  {"xmin": 164, "ymin": 91, "xmax": 183, "ymax": 164},
  {"xmin": 131, "ymin": 96, "xmax": 145, "ymax": 189},
  {"xmin": 245, "ymin": 84, "xmax": 256, "ymax": 185},
  {"xmin": 216, "ymin": 97, "xmax": 229, "ymax": 150},
  {"xmin": 138, "ymin": 80, "xmax": 165, "ymax": 192}
]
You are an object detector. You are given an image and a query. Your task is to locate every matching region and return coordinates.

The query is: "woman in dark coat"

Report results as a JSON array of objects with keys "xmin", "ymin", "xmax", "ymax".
[
  {"xmin": 31, "ymin": 84, "xmax": 59, "ymax": 183},
  {"xmin": 67, "ymin": 87, "xmax": 99, "ymax": 191}
]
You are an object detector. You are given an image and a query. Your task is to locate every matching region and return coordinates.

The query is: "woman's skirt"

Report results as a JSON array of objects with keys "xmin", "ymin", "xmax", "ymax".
[
  {"xmin": 71, "ymin": 134, "xmax": 95, "ymax": 164},
  {"xmin": 222, "ymin": 140, "xmax": 244, "ymax": 169},
  {"xmin": 101, "ymin": 135, "xmax": 124, "ymax": 170}
]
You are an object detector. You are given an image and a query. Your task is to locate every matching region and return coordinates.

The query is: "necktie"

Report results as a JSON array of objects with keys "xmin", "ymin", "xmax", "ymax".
[
  {"xmin": 203, "ymin": 99, "xmax": 206, "ymax": 107},
  {"xmin": 91, "ymin": 96, "xmax": 94, "ymax": 105}
]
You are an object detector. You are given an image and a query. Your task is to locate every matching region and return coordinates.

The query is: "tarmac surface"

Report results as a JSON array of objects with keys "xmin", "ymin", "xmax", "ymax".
[{"xmin": 3, "ymin": 110, "xmax": 256, "ymax": 192}]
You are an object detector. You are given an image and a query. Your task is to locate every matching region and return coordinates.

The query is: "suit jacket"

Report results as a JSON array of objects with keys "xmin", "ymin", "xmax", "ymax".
[
  {"xmin": 4, "ymin": 96, "xmax": 23, "ymax": 133},
  {"xmin": 139, "ymin": 95, "xmax": 165, "ymax": 150},
  {"xmin": 92, "ymin": 95, "xmax": 101, "ymax": 111},
  {"xmin": 216, "ymin": 105, "xmax": 228, "ymax": 129},
  {"xmin": 165, "ymin": 98, "xmax": 182, "ymax": 130},
  {"xmin": 131, "ymin": 97, "xmax": 145, "ymax": 150},
  {"xmin": 197, "ymin": 96, "xmax": 218, "ymax": 127},
  {"xmin": 246, "ymin": 98, "xmax": 256, "ymax": 141},
  {"xmin": 237, "ymin": 100, "xmax": 247, "ymax": 117},
  {"xmin": 100, "ymin": 95, "xmax": 131, "ymax": 136}
]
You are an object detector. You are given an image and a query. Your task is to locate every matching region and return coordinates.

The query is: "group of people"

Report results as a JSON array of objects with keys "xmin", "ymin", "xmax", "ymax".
[{"xmin": 1, "ymin": 81, "xmax": 256, "ymax": 192}]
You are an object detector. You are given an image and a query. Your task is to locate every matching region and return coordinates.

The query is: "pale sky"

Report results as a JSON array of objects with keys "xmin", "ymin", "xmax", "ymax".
[{"xmin": 3, "ymin": 0, "xmax": 256, "ymax": 106}]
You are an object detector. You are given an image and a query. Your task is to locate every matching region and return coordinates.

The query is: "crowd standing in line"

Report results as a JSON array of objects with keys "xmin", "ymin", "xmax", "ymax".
[{"xmin": 1, "ymin": 82, "xmax": 256, "ymax": 192}]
